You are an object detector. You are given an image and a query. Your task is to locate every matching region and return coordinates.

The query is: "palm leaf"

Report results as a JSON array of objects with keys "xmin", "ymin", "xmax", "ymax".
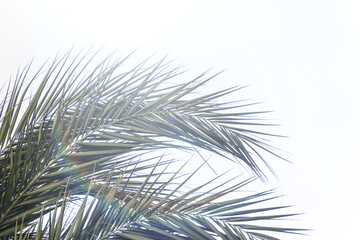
[
  {"xmin": 0, "ymin": 51, "xmax": 302, "ymax": 239},
  {"xmin": 12, "ymin": 159, "xmax": 303, "ymax": 239}
]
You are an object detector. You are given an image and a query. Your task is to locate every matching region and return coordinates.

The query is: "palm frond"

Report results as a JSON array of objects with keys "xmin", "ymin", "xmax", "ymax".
[
  {"xmin": 0, "ymin": 51, "xmax": 301, "ymax": 239},
  {"xmin": 13, "ymin": 159, "xmax": 303, "ymax": 240}
]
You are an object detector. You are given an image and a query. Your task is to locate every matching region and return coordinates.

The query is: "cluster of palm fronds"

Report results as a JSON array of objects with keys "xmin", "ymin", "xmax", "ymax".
[{"xmin": 0, "ymin": 51, "xmax": 303, "ymax": 239}]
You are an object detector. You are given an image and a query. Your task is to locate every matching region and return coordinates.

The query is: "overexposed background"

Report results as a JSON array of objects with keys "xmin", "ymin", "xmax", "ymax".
[{"xmin": 1, "ymin": 1, "xmax": 360, "ymax": 239}]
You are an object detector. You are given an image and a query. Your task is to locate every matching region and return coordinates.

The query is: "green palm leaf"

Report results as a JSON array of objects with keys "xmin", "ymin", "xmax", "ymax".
[
  {"xmin": 0, "ymin": 51, "xmax": 304, "ymax": 239},
  {"xmin": 14, "ymin": 159, "xmax": 303, "ymax": 239}
]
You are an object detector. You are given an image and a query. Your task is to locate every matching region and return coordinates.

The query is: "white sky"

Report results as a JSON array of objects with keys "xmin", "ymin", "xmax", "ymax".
[{"xmin": 1, "ymin": 1, "xmax": 360, "ymax": 239}]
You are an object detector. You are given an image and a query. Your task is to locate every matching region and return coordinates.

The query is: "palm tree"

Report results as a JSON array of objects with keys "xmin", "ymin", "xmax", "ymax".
[{"xmin": 0, "ymin": 50, "xmax": 303, "ymax": 239}]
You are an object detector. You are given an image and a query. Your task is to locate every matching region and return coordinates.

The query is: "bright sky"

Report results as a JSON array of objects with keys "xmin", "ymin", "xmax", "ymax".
[{"xmin": 1, "ymin": 1, "xmax": 360, "ymax": 239}]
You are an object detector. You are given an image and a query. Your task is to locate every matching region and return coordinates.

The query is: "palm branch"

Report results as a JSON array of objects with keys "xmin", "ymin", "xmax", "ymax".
[{"xmin": 0, "ymin": 50, "xmax": 303, "ymax": 239}]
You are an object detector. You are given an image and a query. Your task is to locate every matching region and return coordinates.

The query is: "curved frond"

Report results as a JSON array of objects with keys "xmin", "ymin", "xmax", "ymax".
[
  {"xmin": 0, "ymin": 51, "xmax": 300, "ymax": 239},
  {"xmin": 14, "ymin": 160, "xmax": 303, "ymax": 240}
]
